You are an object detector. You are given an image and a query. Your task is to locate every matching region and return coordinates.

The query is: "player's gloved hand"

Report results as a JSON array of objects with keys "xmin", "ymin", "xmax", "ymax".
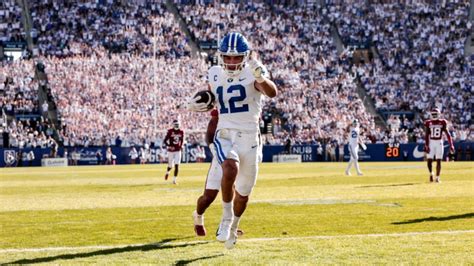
[
  {"xmin": 184, "ymin": 96, "xmax": 208, "ymax": 112},
  {"xmin": 424, "ymin": 145, "xmax": 430, "ymax": 153},
  {"xmin": 248, "ymin": 59, "xmax": 265, "ymax": 83}
]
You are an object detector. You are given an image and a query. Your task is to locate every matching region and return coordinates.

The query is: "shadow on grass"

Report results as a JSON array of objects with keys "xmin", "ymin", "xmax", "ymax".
[
  {"xmin": 6, "ymin": 238, "xmax": 208, "ymax": 264},
  {"xmin": 358, "ymin": 183, "xmax": 418, "ymax": 188},
  {"xmin": 393, "ymin": 212, "xmax": 474, "ymax": 225},
  {"xmin": 174, "ymin": 254, "xmax": 224, "ymax": 265}
]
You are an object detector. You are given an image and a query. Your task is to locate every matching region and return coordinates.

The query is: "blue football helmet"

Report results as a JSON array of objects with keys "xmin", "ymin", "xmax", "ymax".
[
  {"xmin": 218, "ymin": 32, "xmax": 250, "ymax": 76},
  {"xmin": 352, "ymin": 119, "xmax": 359, "ymax": 127}
]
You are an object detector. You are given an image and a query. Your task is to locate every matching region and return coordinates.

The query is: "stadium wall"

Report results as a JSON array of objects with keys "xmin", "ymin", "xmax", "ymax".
[{"xmin": 0, "ymin": 142, "xmax": 472, "ymax": 167}]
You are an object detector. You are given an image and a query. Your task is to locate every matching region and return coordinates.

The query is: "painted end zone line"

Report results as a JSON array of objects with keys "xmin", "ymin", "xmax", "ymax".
[{"xmin": 1, "ymin": 230, "xmax": 473, "ymax": 254}]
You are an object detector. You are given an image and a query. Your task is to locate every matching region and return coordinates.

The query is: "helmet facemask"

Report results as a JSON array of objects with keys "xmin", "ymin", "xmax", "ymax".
[
  {"xmin": 173, "ymin": 120, "xmax": 180, "ymax": 130},
  {"xmin": 218, "ymin": 52, "xmax": 249, "ymax": 77},
  {"xmin": 431, "ymin": 109, "xmax": 441, "ymax": 119}
]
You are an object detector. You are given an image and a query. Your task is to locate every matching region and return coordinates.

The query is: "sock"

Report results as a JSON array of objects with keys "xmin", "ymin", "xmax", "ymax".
[
  {"xmin": 355, "ymin": 161, "xmax": 362, "ymax": 174},
  {"xmin": 231, "ymin": 215, "xmax": 241, "ymax": 231},
  {"xmin": 346, "ymin": 161, "xmax": 352, "ymax": 172},
  {"xmin": 166, "ymin": 170, "xmax": 170, "ymax": 174},
  {"xmin": 173, "ymin": 176, "xmax": 177, "ymax": 182},
  {"xmin": 436, "ymin": 176, "xmax": 440, "ymax": 180},
  {"xmin": 194, "ymin": 211, "xmax": 204, "ymax": 225},
  {"xmin": 222, "ymin": 201, "xmax": 233, "ymax": 219}
]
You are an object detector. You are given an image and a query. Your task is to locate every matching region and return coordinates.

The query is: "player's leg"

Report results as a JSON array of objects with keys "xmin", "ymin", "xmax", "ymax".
[
  {"xmin": 194, "ymin": 189, "xmax": 218, "ymax": 236},
  {"xmin": 435, "ymin": 159, "xmax": 442, "ymax": 182},
  {"xmin": 165, "ymin": 152, "xmax": 174, "ymax": 180},
  {"xmin": 352, "ymin": 146, "xmax": 362, "ymax": 175},
  {"xmin": 427, "ymin": 142, "xmax": 437, "ymax": 182},
  {"xmin": 193, "ymin": 157, "xmax": 222, "ymax": 236},
  {"xmin": 225, "ymin": 136, "xmax": 259, "ymax": 249},
  {"xmin": 172, "ymin": 152, "xmax": 181, "ymax": 184},
  {"xmin": 213, "ymin": 131, "xmax": 239, "ymax": 242},
  {"xmin": 427, "ymin": 159, "xmax": 434, "ymax": 182},
  {"xmin": 173, "ymin": 165, "xmax": 179, "ymax": 184},
  {"xmin": 434, "ymin": 143, "xmax": 444, "ymax": 182},
  {"xmin": 345, "ymin": 145, "xmax": 354, "ymax": 175},
  {"xmin": 216, "ymin": 159, "xmax": 238, "ymax": 242}
]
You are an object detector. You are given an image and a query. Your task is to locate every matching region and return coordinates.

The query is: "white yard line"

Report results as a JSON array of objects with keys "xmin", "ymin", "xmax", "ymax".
[{"xmin": 1, "ymin": 230, "xmax": 472, "ymax": 254}]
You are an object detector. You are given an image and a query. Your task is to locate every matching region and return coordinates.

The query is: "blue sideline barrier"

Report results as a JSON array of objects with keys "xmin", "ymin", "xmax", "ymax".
[{"xmin": 1, "ymin": 142, "xmax": 472, "ymax": 167}]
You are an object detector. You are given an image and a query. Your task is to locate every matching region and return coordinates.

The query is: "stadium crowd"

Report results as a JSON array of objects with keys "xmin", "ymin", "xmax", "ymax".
[
  {"xmin": 0, "ymin": 0, "xmax": 24, "ymax": 43},
  {"xmin": 328, "ymin": 1, "xmax": 472, "ymax": 134},
  {"xmin": 179, "ymin": 2, "xmax": 376, "ymax": 146},
  {"xmin": 1, "ymin": 1, "xmax": 472, "ymax": 149},
  {"xmin": 30, "ymin": 0, "xmax": 190, "ymax": 57},
  {"xmin": 43, "ymin": 49, "xmax": 209, "ymax": 147},
  {"xmin": 1, "ymin": 59, "xmax": 39, "ymax": 116}
]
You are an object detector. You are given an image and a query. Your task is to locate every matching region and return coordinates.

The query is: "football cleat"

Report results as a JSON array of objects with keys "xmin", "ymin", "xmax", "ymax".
[
  {"xmin": 164, "ymin": 173, "xmax": 169, "ymax": 180},
  {"xmin": 429, "ymin": 175, "xmax": 434, "ymax": 182},
  {"xmin": 225, "ymin": 229, "xmax": 238, "ymax": 249},
  {"xmin": 193, "ymin": 210, "xmax": 206, "ymax": 236},
  {"xmin": 216, "ymin": 217, "xmax": 233, "ymax": 242},
  {"xmin": 345, "ymin": 170, "xmax": 351, "ymax": 176},
  {"xmin": 357, "ymin": 172, "xmax": 364, "ymax": 176},
  {"xmin": 435, "ymin": 177, "xmax": 441, "ymax": 183}
]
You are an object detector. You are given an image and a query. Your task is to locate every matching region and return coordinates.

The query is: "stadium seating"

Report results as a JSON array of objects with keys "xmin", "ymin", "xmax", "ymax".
[
  {"xmin": 2, "ymin": 1, "xmax": 472, "ymax": 148},
  {"xmin": 0, "ymin": 0, "xmax": 24, "ymax": 43}
]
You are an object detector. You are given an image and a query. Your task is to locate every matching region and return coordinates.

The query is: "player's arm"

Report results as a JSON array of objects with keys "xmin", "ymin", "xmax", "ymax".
[
  {"xmin": 424, "ymin": 122, "xmax": 430, "ymax": 152},
  {"xmin": 179, "ymin": 131, "xmax": 185, "ymax": 150},
  {"xmin": 443, "ymin": 121, "xmax": 454, "ymax": 153},
  {"xmin": 206, "ymin": 111, "xmax": 218, "ymax": 145},
  {"xmin": 163, "ymin": 130, "xmax": 171, "ymax": 147},
  {"xmin": 254, "ymin": 77, "xmax": 277, "ymax": 98},
  {"xmin": 248, "ymin": 54, "xmax": 277, "ymax": 98}
]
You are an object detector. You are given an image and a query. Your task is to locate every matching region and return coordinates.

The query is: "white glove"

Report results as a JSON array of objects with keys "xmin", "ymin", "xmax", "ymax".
[
  {"xmin": 248, "ymin": 59, "xmax": 266, "ymax": 83},
  {"xmin": 184, "ymin": 96, "xmax": 209, "ymax": 112}
]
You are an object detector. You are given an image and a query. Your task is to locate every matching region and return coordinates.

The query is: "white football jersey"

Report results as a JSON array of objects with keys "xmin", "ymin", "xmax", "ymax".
[
  {"xmin": 208, "ymin": 64, "xmax": 268, "ymax": 132},
  {"xmin": 349, "ymin": 126, "xmax": 360, "ymax": 146}
]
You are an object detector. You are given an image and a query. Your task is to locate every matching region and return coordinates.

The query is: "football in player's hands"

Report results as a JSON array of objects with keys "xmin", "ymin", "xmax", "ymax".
[{"xmin": 188, "ymin": 90, "xmax": 216, "ymax": 112}]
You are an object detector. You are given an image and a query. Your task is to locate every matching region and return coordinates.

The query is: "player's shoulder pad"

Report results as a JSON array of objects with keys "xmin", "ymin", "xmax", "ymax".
[{"xmin": 207, "ymin": 65, "xmax": 223, "ymax": 85}]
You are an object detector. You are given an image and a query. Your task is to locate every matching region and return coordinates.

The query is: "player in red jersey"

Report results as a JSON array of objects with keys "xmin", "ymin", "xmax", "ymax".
[
  {"xmin": 163, "ymin": 120, "xmax": 184, "ymax": 184},
  {"xmin": 192, "ymin": 109, "xmax": 219, "ymax": 236},
  {"xmin": 424, "ymin": 108, "xmax": 454, "ymax": 183}
]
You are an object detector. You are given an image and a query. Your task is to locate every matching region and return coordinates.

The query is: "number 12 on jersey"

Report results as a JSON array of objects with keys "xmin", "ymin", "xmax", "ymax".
[{"xmin": 216, "ymin": 85, "xmax": 249, "ymax": 114}]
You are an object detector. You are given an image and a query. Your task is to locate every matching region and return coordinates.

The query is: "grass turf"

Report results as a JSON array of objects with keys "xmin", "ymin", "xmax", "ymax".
[{"xmin": 0, "ymin": 162, "xmax": 473, "ymax": 264}]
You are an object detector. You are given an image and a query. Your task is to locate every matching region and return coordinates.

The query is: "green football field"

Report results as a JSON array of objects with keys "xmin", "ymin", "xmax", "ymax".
[{"xmin": 1, "ymin": 162, "xmax": 473, "ymax": 264}]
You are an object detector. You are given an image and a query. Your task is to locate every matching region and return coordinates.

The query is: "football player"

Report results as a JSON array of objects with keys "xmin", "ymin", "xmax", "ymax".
[
  {"xmin": 189, "ymin": 109, "xmax": 252, "ymax": 237},
  {"xmin": 424, "ymin": 108, "xmax": 454, "ymax": 183},
  {"xmin": 345, "ymin": 119, "xmax": 364, "ymax": 176},
  {"xmin": 192, "ymin": 109, "xmax": 220, "ymax": 236},
  {"xmin": 163, "ymin": 120, "xmax": 184, "ymax": 184},
  {"xmin": 209, "ymin": 32, "xmax": 277, "ymax": 249},
  {"xmin": 187, "ymin": 32, "xmax": 276, "ymax": 248}
]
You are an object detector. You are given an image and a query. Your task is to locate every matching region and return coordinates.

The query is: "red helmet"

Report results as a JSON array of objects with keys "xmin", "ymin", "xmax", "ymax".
[
  {"xmin": 430, "ymin": 108, "xmax": 441, "ymax": 119},
  {"xmin": 172, "ymin": 120, "xmax": 180, "ymax": 129}
]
